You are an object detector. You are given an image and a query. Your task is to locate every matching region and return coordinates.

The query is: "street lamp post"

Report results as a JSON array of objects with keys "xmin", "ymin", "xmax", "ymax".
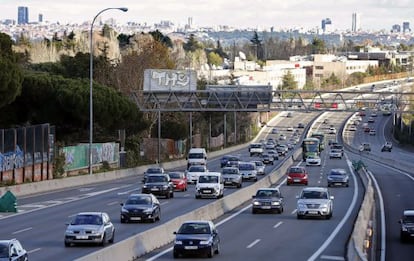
[{"xmin": 89, "ymin": 7, "xmax": 128, "ymax": 175}]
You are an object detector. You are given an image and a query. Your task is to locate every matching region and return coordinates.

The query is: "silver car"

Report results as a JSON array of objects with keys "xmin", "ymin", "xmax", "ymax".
[
  {"xmin": 296, "ymin": 187, "xmax": 334, "ymax": 219},
  {"xmin": 238, "ymin": 162, "xmax": 258, "ymax": 181},
  {"xmin": 221, "ymin": 167, "xmax": 242, "ymax": 188},
  {"xmin": 64, "ymin": 212, "xmax": 115, "ymax": 247},
  {"xmin": 252, "ymin": 161, "xmax": 266, "ymax": 175}
]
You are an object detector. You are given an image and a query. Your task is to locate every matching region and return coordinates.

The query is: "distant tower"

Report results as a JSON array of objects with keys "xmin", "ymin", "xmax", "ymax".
[
  {"xmin": 403, "ymin": 22, "xmax": 411, "ymax": 33},
  {"xmin": 352, "ymin": 13, "xmax": 361, "ymax": 32},
  {"xmin": 38, "ymin": 13, "xmax": 43, "ymax": 23},
  {"xmin": 188, "ymin": 17, "xmax": 193, "ymax": 29},
  {"xmin": 321, "ymin": 18, "xmax": 332, "ymax": 33},
  {"xmin": 17, "ymin": 6, "xmax": 29, "ymax": 24}
]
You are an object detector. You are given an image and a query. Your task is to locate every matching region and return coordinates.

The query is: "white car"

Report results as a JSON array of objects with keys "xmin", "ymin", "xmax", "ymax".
[
  {"xmin": 186, "ymin": 165, "xmax": 208, "ymax": 184},
  {"xmin": 328, "ymin": 127, "xmax": 336, "ymax": 134},
  {"xmin": 348, "ymin": 125, "xmax": 357, "ymax": 131},
  {"xmin": 195, "ymin": 172, "xmax": 224, "ymax": 199},
  {"xmin": 306, "ymin": 155, "xmax": 321, "ymax": 166},
  {"xmin": 329, "ymin": 149, "xmax": 343, "ymax": 159},
  {"xmin": 296, "ymin": 187, "xmax": 334, "ymax": 219}
]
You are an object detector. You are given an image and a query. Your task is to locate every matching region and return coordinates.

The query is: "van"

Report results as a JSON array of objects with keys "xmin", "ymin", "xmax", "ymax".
[
  {"xmin": 195, "ymin": 172, "xmax": 224, "ymax": 199},
  {"xmin": 187, "ymin": 148, "xmax": 207, "ymax": 169}
]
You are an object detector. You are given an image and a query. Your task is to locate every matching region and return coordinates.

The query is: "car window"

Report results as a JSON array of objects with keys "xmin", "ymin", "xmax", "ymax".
[
  {"xmin": 178, "ymin": 223, "xmax": 210, "ymax": 234},
  {"xmin": 147, "ymin": 176, "xmax": 166, "ymax": 183},
  {"xmin": 0, "ymin": 244, "xmax": 8, "ymax": 258},
  {"xmin": 302, "ymin": 191, "xmax": 328, "ymax": 199},
  {"xmin": 72, "ymin": 214, "xmax": 102, "ymax": 225},
  {"xmin": 127, "ymin": 196, "xmax": 150, "ymax": 205},
  {"xmin": 403, "ymin": 215, "xmax": 414, "ymax": 223}
]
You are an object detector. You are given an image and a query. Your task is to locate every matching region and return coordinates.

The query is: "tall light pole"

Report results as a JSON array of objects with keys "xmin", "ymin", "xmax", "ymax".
[{"xmin": 89, "ymin": 7, "xmax": 128, "ymax": 175}]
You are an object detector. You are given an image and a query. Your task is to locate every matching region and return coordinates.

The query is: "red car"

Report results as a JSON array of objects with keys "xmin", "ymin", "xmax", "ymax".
[
  {"xmin": 168, "ymin": 172, "xmax": 187, "ymax": 191},
  {"xmin": 286, "ymin": 166, "xmax": 308, "ymax": 186}
]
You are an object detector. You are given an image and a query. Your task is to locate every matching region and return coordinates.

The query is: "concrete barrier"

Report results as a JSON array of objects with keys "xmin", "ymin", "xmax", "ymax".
[{"xmin": 76, "ymin": 156, "xmax": 295, "ymax": 261}]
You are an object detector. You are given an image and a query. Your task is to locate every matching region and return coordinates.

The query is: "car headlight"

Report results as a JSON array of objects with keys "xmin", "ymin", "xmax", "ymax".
[
  {"xmin": 142, "ymin": 185, "xmax": 148, "ymax": 189},
  {"xmin": 272, "ymin": 201, "xmax": 280, "ymax": 206},
  {"xmin": 298, "ymin": 203, "xmax": 306, "ymax": 208},
  {"xmin": 163, "ymin": 185, "xmax": 169, "ymax": 189},
  {"xmin": 121, "ymin": 207, "xmax": 129, "ymax": 213},
  {"xmin": 174, "ymin": 240, "xmax": 183, "ymax": 245},
  {"xmin": 253, "ymin": 201, "xmax": 260, "ymax": 206},
  {"xmin": 91, "ymin": 230, "xmax": 100, "ymax": 234},
  {"xmin": 320, "ymin": 203, "xmax": 328, "ymax": 208},
  {"xmin": 199, "ymin": 239, "xmax": 212, "ymax": 245},
  {"xmin": 401, "ymin": 226, "xmax": 408, "ymax": 232},
  {"xmin": 143, "ymin": 208, "xmax": 153, "ymax": 214},
  {"xmin": 65, "ymin": 229, "xmax": 74, "ymax": 234}
]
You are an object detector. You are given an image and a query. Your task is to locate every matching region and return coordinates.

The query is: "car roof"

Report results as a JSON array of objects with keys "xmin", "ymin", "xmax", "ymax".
[
  {"xmin": 76, "ymin": 212, "xmax": 104, "ymax": 216},
  {"xmin": 301, "ymin": 187, "xmax": 328, "ymax": 192},
  {"xmin": 329, "ymin": 168, "xmax": 346, "ymax": 173},
  {"xmin": 129, "ymin": 193, "xmax": 152, "ymax": 198},
  {"xmin": 181, "ymin": 220, "xmax": 213, "ymax": 226},
  {"xmin": 200, "ymin": 172, "xmax": 221, "ymax": 176},
  {"xmin": 257, "ymin": 187, "xmax": 279, "ymax": 191},
  {"xmin": 403, "ymin": 210, "xmax": 414, "ymax": 216}
]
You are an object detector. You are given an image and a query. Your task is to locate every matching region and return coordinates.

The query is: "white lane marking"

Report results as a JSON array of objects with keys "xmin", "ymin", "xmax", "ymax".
[
  {"xmin": 160, "ymin": 201, "xmax": 169, "ymax": 206},
  {"xmin": 320, "ymin": 255, "xmax": 345, "ymax": 260},
  {"xmin": 43, "ymin": 200, "xmax": 63, "ymax": 204},
  {"xmin": 79, "ymin": 187, "xmax": 94, "ymax": 192},
  {"xmin": 291, "ymin": 209, "xmax": 297, "ymax": 215},
  {"xmin": 12, "ymin": 227, "xmax": 33, "ymax": 235},
  {"xmin": 107, "ymin": 201, "xmax": 119, "ymax": 206},
  {"xmin": 27, "ymin": 248, "xmax": 41, "ymax": 254},
  {"xmin": 307, "ymin": 154, "xmax": 359, "ymax": 261},
  {"xmin": 273, "ymin": 221, "xmax": 283, "ymax": 228},
  {"xmin": 117, "ymin": 187, "xmax": 140, "ymax": 195},
  {"xmin": 18, "ymin": 204, "xmax": 46, "ymax": 208},
  {"xmin": 246, "ymin": 239, "xmax": 261, "ymax": 248}
]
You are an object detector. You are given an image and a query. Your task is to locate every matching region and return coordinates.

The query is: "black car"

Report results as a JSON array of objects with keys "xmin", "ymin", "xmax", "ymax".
[
  {"xmin": 262, "ymin": 154, "xmax": 274, "ymax": 165},
  {"xmin": 173, "ymin": 220, "xmax": 220, "ymax": 258},
  {"xmin": 142, "ymin": 174, "xmax": 174, "ymax": 198},
  {"xmin": 252, "ymin": 188, "xmax": 284, "ymax": 214},
  {"xmin": 120, "ymin": 193, "xmax": 161, "ymax": 223},
  {"xmin": 0, "ymin": 239, "xmax": 28, "ymax": 261},
  {"xmin": 297, "ymin": 122, "xmax": 305, "ymax": 128},
  {"xmin": 142, "ymin": 166, "xmax": 165, "ymax": 182},
  {"xmin": 220, "ymin": 155, "xmax": 233, "ymax": 168},
  {"xmin": 399, "ymin": 210, "xmax": 414, "ymax": 242}
]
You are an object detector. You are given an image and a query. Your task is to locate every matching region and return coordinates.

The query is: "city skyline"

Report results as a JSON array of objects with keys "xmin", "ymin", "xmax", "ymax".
[{"xmin": 1, "ymin": 0, "xmax": 413, "ymax": 31}]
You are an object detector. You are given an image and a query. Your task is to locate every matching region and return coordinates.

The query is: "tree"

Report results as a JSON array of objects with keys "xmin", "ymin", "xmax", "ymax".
[
  {"xmin": 311, "ymin": 37, "xmax": 327, "ymax": 54},
  {"xmin": 207, "ymin": 52, "xmax": 222, "ymax": 67},
  {"xmin": 183, "ymin": 34, "xmax": 203, "ymax": 52},
  {"xmin": 0, "ymin": 33, "xmax": 23, "ymax": 109},
  {"xmin": 149, "ymin": 30, "xmax": 173, "ymax": 48},
  {"xmin": 250, "ymin": 31, "xmax": 263, "ymax": 60}
]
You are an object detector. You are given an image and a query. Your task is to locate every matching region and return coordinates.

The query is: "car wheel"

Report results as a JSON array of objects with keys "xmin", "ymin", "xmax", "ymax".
[
  {"xmin": 173, "ymin": 251, "xmax": 179, "ymax": 258},
  {"xmin": 238, "ymin": 183, "xmax": 242, "ymax": 188},
  {"xmin": 170, "ymin": 191, "xmax": 174, "ymax": 198},
  {"xmin": 109, "ymin": 231, "xmax": 115, "ymax": 244},
  {"xmin": 195, "ymin": 195, "xmax": 201, "ymax": 199},
  {"xmin": 297, "ymin": 214, "xmax": 303, "ymax": 219},
  {"xmin": 279, "ymin": 207, "xmax": 284, "ymax": 214},
  {"xmin": 100, "ymin": 233, "xmax": 106, "ymax": 246},
  {"xmin": 64, "ymin": 241, "xmax": 70, "ymax": 247},
  {"xmin": 215, "ymin": 243, "xmax": 220, "ymax": 254},
  {"xmin": 252, "ymin": 209, "xmax": 257, "ymax": 214},
  {"xmin": 207, "ymin": 246, "xmax": 214, "ymax": 258},
  {"xmin": 156, "ymin": 210, "xmax": 161, "ymax": 221}
]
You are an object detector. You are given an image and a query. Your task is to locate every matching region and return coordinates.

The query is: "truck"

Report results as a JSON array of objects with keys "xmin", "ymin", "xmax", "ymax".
[{"xmin": 249, "ymin": 143, "xmax": 264, "ymax": 157}]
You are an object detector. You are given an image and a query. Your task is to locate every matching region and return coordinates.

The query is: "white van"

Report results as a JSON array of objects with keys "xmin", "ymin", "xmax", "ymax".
[
  {"xmin": 186, "ymin": 148, "xmax": 207, "ymax": 169},
  {"xmin": 195, "ymin": 172, "xmax": 224, "ymax": 199}
]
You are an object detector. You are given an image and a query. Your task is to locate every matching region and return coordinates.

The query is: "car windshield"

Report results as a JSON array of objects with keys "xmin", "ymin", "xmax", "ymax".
[
  {"xmin": 239, "ymin": 164, "xmax": 254, "ymax": 170},
  {"xmin": 189, "ymin": 166, "xmax": 205, "ymax": 172},
  {"xmin": 126, "ymin": 196, "xmax": 151, "ymax": 205},
  {"xmin": 256, "ymin": 190, "xmax": 280, "ymax": 198},
  {"xmin": 222, "ymin": 168, "xmax": 238, "ymax": 175},
  {"xmin": 330, "ymin": 171, "xmax": 345, "ymax": 176},
  {"xmin": 178, "ymin": 223, "xmax": 211, "ymax": 234},
  {"xmin": 301, "ymin": 190, "xmax": 328, "ymax": 199},
  {"xmin": 147, "ymin": 176, "xmax": 168, "ymax": 183},
  {"xmin": 403, "ymin": 215, "xmax": 414, "ymax": 223},
  {"xmin": 188, "ymin": 153, "xmax": 204, "ymax": 159},
  {"xmin": 0, "ymin": 244, "xmax": 8, "ymax": 258},
  {"xmin": 168, "ymin": 172, "xmax": 182, "ymax": 179},
  {"xmin": 254, "ymin": 161, "xmax": 264, "ymax": 167},
  {"xmin": 199, "ymin": 176, "xmax": 218, "ymax": 183},
  {"xmin": 72, "ymin": 214, "xmax": 103, "ymax": 225},
  {"xmin": 289, "ymin": 167, "xmax": 304, "ymax": 173},
  {"xmin": 146, "ymin": 168, "xmax": 162, "ymax": 173}
]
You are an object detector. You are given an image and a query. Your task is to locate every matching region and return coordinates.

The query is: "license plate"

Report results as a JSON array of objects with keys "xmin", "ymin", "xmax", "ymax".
[
  {"xmin": 225, "ymin": 182, "xmax": 232, "ymax": 184},
  {"xmin": 335, "ymin": 183, "xmax": 342, "ymax": 185},
  {"xmin": 151, "ymin": 188, "xmax": 159, "ymax": 191},
  {"xmin": 261, "ymin": 206, "xmax": 271, "ymax": 209},
  {"xmin": 76, "ymin": 235, "xmax": 88, "ymax": 239},
  {"xmin": 185, "ymin": 246, "xmax": 198, "ymax": 250},
  {"xmin": 294, "ymin": 179, "xmax": 300, "ymax": 182},
  {"xmin": 308, "ymin": 211, "xmax": 318, "ymax": 214},
  {"xmin": 203, "ymin": 190, "xmax": 211, "ymax": 193},
  {"xmin": 130, "ymin": 217, "xmax": 141, "ymax": 221}
]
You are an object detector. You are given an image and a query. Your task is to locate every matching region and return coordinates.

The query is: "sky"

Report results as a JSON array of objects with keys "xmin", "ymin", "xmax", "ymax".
[{"xmin": 1, "ymin": 0, "xmax": 413, "ymax": 31}]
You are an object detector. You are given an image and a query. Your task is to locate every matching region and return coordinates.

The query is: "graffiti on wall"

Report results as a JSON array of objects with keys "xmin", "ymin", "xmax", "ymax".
[{"xmin": 0, "ymin": 146, "xmax": 24, "ymax": 171}]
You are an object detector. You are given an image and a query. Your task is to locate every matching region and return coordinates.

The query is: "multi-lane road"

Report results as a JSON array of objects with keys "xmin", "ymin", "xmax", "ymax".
[{"xmin": 1, "ymin": 82, "xmax": 414, "ymax": 261}]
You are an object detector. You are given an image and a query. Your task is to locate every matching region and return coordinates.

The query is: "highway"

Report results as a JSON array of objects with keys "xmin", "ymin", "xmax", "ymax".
[{"xmin": 1, "ymin": 80, "xmax": 413, "ymax": 261}]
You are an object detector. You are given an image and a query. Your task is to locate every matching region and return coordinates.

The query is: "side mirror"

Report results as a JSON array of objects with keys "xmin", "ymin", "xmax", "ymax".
[
  {"xmin": 173, "ymin": 231, "xmax": 177, "ymax": 235},
  {"xmin": 330, "ymin": 196, "xmax": 334, "ymax": 200},
  {"xmin": 252, "ymin": 195, "xmax": 256, "ymax": 198},
  {"xmin": 120, "ymin": 203, "xmax": 124, "ymax": 206}
]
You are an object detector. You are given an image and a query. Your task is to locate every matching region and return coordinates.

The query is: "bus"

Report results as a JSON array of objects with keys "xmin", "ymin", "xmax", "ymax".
[
  {"xmin": 310, "ymin": 132, "xmax": 325, "ymax": 151},
  {"xmin": 302, "ymin": 137, "xmax": 321, "ymax": 160}
]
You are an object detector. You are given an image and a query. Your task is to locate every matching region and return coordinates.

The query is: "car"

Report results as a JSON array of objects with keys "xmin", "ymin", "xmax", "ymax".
[
  {"xmin": 120, "ymin": 193, "xmax": 161, "ymax": 223},
  {"xmin": 225, "ymin": 155, "xmax": 241, "ymax": 168},
  {"xmin": 261, "ymin": 154, "xmax": 274, "ymax": 165},
  {"xmin": 329, "ymin": 148, "xmax": 343, "ymax": 159},
  {"xmin": 271, "ymin": 127, "xmax": 279, "ymax": 134},
  {"xmin": 370, "ymin": 112, "xmax": 378, "ymax": 117},
  {"xmin": 369, "ymin": 129, "xmax": 376, "ymax": 136},
  {"xmin": 265, "ymin": 142, "xmax": 276, "ymax": 150},
  {"xmin": 358, "ymin": 111, "xmax": 366, "ymax": 117},
  {"xmin": 142, "ymin": 174, "xmax": 174, "ymax": 198},
  {"xmin": 173, "ymin": 220, "xmax": 220, "ymax": 258},
  {"xmin": 221, "ymin": 167, "xmax": 242, "ymax": 188},
  {"xmin": 168, "ymin": 171, "xmax": 188, "ymax": 191},
  {"xmin": 251, "ymin": 188, "xmax": 284, "ymax": 214},
  {"xmin": 286, "ymin": 112, "xmax": 293, "ymax": 118},
  {"xmin": 276, "ymin": 144, "xmax": 288, "ymax": 156},
  {"xmin": 367, "ymin": 117, "xmax": 375, "ymax": 123},
  {"xmin": 381, "ymin": 142, "xmax": 393, "ymax": 152},
  {"xmin": 398, "ymin": 210, "xmax": 414, "ymax": 242},
  {"xmin": 219, "ymin": 155, "xmax": 233, "ymax": 168},
  {"xmin": 252, "ymin": 160, "xmax": 265, "ymax": 175},
  {"xmin": 195, "ymin": 172, "xmax": 224, "ymax": 199},
  {"xmin": 186, "ymin": 148, "xmax": 207, "ymax": 169},
  {"xmin": 249, "ymin": 143, "xmax": 264, "ymax": 157},
  {"xmin": 143, "ymin": 166, "xmax": 165, "ymax": 182},
  {"xmin": 348, "ymin": 125, "xmax": 357, "ymax": 131},
  {"xmin": 238, "ymin": 161, "xmax": 258, "ymax": 181},
  {"xmin": 322, "ymin": 119, "xmax": 329, "ymax": 124},
  {"xmin": 363, "ymin": 126, "xmax": 371, "ymax": 132},
  {"xmin": 306, "ymin": 154, "xmax": 321, "ymax": 166},
  {"xmin": 186, "ymin": 165, "xmax": 208, "ymax": 184},
  {"xmin": 267, "ymin": 149, "xmax": 279, "ymax": 160},
  {"xmin": 0, "ymin": 239, "xmax": 28, "ymax": 261},
  {"xmin": 286, "ymin": 166, "xmax": 308, "ymax": 185},
  {"xmin": 64, "ymin": 212, "xmax": 115, "ymax": 247},
  {"xmin": 296, "ymin": 187, "xmax": 334, "ymax": 219},
  {"xmin": 360, "ymin": 143, "xmax": 371, "ymax": 152},
  {"xmin": 297, "ymin": 122, "xmax": 305, "ymax": 128},
  {"xmin": 287, "ymin": 126, "xmax": 294, "ymax": 132},
  {"xmin": 279, "ymin": 134, "xmax": 286, "ymax": 140},
  {"xmin": 328, "ymin": 127, "xmax": 336, "ymax": 134},
  {"xmin": 327, "ymin": 168, "xmax": 349, "ymax": 187}
]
